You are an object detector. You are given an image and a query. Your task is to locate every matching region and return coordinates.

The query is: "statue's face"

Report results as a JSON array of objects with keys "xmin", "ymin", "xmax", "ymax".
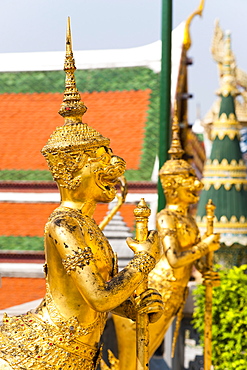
[
  {"xmin": 176, "ymin": 171, "xmax": 203, "ymax": 205},
  {"xmin": 74, "ymin": 146, "xmax": 126, "ymax": 203}
]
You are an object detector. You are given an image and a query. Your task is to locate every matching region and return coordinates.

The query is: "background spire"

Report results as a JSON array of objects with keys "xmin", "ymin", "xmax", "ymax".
[
  {"xmin": 197, "ymin": 28, "xmax": 247, "ymax": 263},
  {"xmin": 217, "ymin": 31, "xmax": 239, "ymax": 99}
]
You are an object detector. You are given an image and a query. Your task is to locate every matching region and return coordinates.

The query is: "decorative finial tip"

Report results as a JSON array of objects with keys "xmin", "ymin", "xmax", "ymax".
[
  {"xmin": 66, "ymin": 17, "xmax": 72, "ymax": 55},
  {"xmin": 206, "ymin": 199, "xmax": 216, "ymax": 210},
  {"xmin": 59, "ymin": 17, "xmax": 87, "ymax": 122},
  {"xmin": 168, "ymin": 101, "xmax": 184, "ymax": 160},
  {"xmin": 134, "ymin": 198, "xmax": 151, "ymax": 218},
  {"xmin": 216, "ymin": 29, "xmax": 239, "ymax": 98}
]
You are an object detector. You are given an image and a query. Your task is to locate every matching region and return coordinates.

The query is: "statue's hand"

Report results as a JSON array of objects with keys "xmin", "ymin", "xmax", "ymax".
[
  {"xmin": 135, "ymin": 288, "xmax": 164, "ymax": 323},
  {"xmin": 203, "ymin": 233, "xmax": 220, "ymax": 252},
  {"xmin": 126, "ymin": 230, "xmax": 161, "ymax": 262}
]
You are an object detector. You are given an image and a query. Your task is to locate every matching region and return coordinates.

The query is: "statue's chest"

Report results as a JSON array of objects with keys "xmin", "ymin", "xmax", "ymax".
[{"xmin": 176, "ymin": 215, "xmax": 200, "ymax": 248}]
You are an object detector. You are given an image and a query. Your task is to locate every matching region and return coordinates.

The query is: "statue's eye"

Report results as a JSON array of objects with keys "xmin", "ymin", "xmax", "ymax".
[
  {"xmin": 101, "ymin": 153, "xmax": 111, "ymax": 163},
  {"xmin": 105, "ymin": 147, "xmax": 113, "ymax": 154}
]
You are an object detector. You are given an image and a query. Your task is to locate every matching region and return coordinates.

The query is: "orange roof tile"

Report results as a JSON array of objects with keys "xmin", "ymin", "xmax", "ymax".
[
  {"xmin": 0, "ymin": 202, "xmax": 135, "ymax": 237},
  {"xmin": 0, "ymin": 90, "xmax": 151, "ymax": 171},
  {"xmin": 0, "ymin": 277, "xmax": 45, "ymax": 310},
  {"xmin": 0, "ymin": 203, "xmax": 58, "ymax": 237}
]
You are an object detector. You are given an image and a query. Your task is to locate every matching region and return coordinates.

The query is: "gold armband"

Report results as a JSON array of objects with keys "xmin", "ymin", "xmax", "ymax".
[
  {"xmin": 62, "ymin": 246, "xmax": 94, "ymax": 275},
  {"xmin": 128, "ymin": 252, "xmax": 156, "ymax": 275}
]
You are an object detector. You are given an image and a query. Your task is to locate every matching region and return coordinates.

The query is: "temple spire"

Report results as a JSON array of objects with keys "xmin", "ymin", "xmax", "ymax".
[
  {"xmin": 197, "ymin": 29, "xmax": 247, "ymax": 261},
  {"xmin": 217, "ymin": 31, "xmax": 239, "ymax": 100},
  {"xmin": 58, "ymin": 17, "xmax": 87, "ymax": 124}
]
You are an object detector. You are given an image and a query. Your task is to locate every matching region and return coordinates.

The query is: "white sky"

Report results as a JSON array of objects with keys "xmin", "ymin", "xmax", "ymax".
[{"xmin": 1, "ymin": 0, "xmax": 247, "ymax": 122}]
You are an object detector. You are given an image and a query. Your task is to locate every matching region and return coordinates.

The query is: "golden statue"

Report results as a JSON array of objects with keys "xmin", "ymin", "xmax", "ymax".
[
  {"xmin": 113, "ymin": 109, "xmax": 220, "ymax": 370},
  {"xmin": 0, "ymin": 19, "xmax": 163, "ymax": 370}
]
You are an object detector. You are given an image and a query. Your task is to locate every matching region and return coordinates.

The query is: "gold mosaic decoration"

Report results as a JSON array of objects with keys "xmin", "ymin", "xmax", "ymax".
[
  {"xmin": 0, "ymin": 310, "xmax": 102, "ymax": 370},
  {"xmin": 42, "ymin": 123, "xmax": 110, "ymax": 155},
  {"xmin": 62, "ymin": 246, "xmax": 95, "ymax": 275},
  {"xmin": 128, "ymin": 251, "xmax": 155, "ymax": 274},
  {"xmin": 46, "ymin": 205, "xmax": 116, "ymax": 277}
]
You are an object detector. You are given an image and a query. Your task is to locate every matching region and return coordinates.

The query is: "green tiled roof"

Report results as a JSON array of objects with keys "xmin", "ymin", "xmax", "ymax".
[
  {"xmin": 0, "ymin": 170, "xmax": 52, "ymax": 181},
  {"xmin": 0, "ymin": 236, "xmax": 43, "ymax": 250},
  {"xmin": 0, "ymin": 67, "xmax": 160, "ymax": 182}
]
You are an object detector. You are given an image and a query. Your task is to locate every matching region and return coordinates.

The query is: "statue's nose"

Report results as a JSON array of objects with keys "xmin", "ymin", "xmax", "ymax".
[{"xmin": 110, "ymin": 155, "xmax": 126, "ymax": 167}]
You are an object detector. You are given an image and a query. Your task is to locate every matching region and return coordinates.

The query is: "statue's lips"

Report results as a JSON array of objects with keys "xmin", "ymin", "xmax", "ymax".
[
  {"xmin": 191, "ymin": 184, "xmax": 202, "ymax": 197},
  {"xmin": 101, "ymin": 165, "xmax": 125, "ymax": 187},
  {"xmin": 188, "ymin": 189, "xmax": 200, "ymax": 203},
  {"xmin": 96, "ymin": 161, "xmax": 126, "ymax": 192}
]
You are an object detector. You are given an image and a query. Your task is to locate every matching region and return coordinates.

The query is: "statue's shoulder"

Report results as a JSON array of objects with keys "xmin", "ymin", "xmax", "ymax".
[
  {"xmin": 156, "ymin": 209, "xmax": 178, "ymax": 233},
  {"xmin": 45, "ymin": 207, "xmax": 89, "ymax": 234},
  {"xmin": 156, "ymin": 209, "xmax": 182, "ymax": 236}
]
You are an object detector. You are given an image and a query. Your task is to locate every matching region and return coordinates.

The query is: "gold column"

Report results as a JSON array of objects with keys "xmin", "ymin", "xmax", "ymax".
[{"xmin": 134, "ymin": 199, "xmax": 151, "ymax": 370}]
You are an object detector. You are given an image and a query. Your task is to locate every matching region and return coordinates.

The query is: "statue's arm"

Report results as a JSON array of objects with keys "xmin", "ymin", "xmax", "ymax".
[
  {"xmin": 48, "ymin": 217, "xmax": 157, "ymax": 313},
  {"xmin": 157, "ymin": 214, "xmax": 219, "ymax": 269}
]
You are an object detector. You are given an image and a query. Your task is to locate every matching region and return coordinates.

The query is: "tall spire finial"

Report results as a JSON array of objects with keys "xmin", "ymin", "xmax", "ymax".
[
  {"xmin": 222, "ymin": 31, "xmax": 233, "ymax": 77},
  {"xmin": 217, "ymin": 31, "xmax": 239, "ymax": 98},
  {"xmin": 66, "ymin": 16, "xmax": 73, "ymax": 57},
  {"xmin": 168, "ymin": 102, "xmax": 185, "ymax": 160},
  {"xmin": 58, "ymin": 17, "xmax": 87, "ymax": 124}
]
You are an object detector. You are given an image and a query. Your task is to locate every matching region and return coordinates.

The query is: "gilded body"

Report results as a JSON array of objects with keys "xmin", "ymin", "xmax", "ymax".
[
  {"xmin": 0, "ymin": 19, "xmax": 163, "ymax": 370},
  {"xmin": 0, "ymin": 150, "xmax": 161, "ymax": 370},
  {"xmin": 113, "ymin": 118, "xmax": 220, "ymax": 370}
]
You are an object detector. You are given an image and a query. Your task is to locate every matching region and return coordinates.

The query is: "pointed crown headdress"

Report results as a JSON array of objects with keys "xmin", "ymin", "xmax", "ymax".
[
  {"xmin": 41, "ymin": 18, "xmax": 110, "ymax": 189},
  {"xmin": 41, "ymin": 17, "xmax": 110, "ymax": 157},
  {"xmin": 159, "ymin": 104, "xmax": 194, "ymax": 179}
]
